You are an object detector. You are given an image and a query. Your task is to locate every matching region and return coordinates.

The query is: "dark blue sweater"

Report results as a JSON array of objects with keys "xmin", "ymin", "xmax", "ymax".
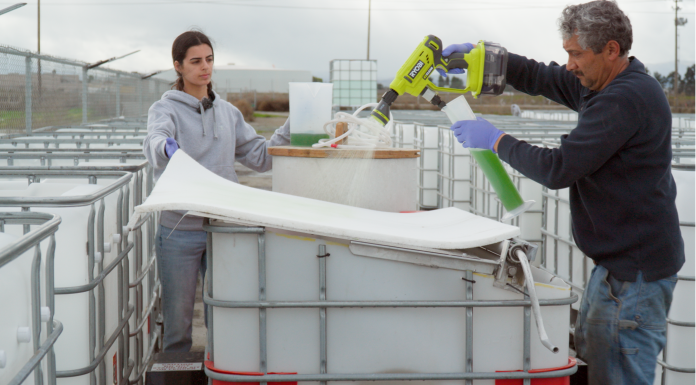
[{"xmin": 497, "ymin": 54, "xmax": 684, "ymax": 282}]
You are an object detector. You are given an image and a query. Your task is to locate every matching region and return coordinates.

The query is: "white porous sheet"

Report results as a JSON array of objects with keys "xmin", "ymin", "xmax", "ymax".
[{"xmin": 132, "ymin": 151, "xmax": 519, "ymax": 249}]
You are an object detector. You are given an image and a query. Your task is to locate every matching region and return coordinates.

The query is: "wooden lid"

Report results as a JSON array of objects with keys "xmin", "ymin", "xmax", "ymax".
[{"xmin": 268, "ymin": 146, "xmax": 420, "ymax": 159}]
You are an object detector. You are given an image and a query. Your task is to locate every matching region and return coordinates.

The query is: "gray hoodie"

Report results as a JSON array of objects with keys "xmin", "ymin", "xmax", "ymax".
[{"xmin": 144, "ymin": 90, "xmax": 290, "ymax": 231}]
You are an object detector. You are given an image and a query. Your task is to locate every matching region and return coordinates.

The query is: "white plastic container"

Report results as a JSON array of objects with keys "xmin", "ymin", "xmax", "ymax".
[
  {"xmin": 210, "ymin": 228, "xmax": 571, "ymax": 384},
  {"xmin": 542, "ymin": 187, "xmax": 591, "ymax": 310},
  {"xmin": 414, "ymin": 124, "xmax": 439, "ymax": 209},
  {"xmin": 289, "ymin": 83, "xmax": 334, "ymax": 147},
  {"xmin": 393, "ymin": 123, "xmax": 415, "ymax": 149},
  {"xmin": 0, "ymin": 231, "xmax": 43, "ymax": 385},
  {"xmin": 438, "ymin": 126, "xmax": 471, "ymax": 211},
  {"xmin": 658, "ymin": 165, "xmax": 695, "ymax": 384},
  {"xmin": 504, "ymin": 166, "xmax": 543, "ymax": 247},
  {"xmin": 0, "ymin": 180, "xmax": 129, "ymax": 385},
  {"xmin": 271, "ymin": 153, "xmax": 417, "ymax": 212}
]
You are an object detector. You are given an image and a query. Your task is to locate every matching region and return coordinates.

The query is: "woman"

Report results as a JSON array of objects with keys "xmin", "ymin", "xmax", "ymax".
[{"xmin": 143, "ymin": 30, "xmax": 290, "ymax": 352}]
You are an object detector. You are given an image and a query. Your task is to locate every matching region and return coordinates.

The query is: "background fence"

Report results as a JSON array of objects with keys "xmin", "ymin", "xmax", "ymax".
[{"xmin": 0, "ymin": 46, "xmax": 170, "ymax": 135}]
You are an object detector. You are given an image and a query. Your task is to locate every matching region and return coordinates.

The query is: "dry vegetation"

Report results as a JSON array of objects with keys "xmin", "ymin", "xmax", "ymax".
[
  {"xmin": 227, "ymin": 92, "xmax": 289, "ymax": 112},
  {"xmin": 231, "ymin": 99, "xmax": 255, "ymax": 121}
]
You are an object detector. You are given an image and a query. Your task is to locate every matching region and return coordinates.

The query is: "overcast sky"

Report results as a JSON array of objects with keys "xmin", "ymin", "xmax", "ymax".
[{"xmin": 0, "ymin": 0, "xmax": 694, "ymax": 82}]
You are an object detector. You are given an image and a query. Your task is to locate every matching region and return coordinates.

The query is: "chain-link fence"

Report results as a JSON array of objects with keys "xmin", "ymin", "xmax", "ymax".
[{"xmin": 0, "ymin": 46, "xmax": 170, "ymax": 135}]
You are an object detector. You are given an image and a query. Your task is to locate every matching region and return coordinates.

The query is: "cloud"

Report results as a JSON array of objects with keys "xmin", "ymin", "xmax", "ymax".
[{"xmin": 0, "ymin": 0, "xmax": 692, "ymax": 82}]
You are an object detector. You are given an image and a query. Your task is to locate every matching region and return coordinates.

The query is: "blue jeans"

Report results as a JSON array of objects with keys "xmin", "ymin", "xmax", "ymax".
[
  {"xmin": 156, "ymin": 224, "xmax": 208, "ymax": 352},
  {"xmin": 575, "ymin": 265, "xmax": 677, "ymax": 384}
]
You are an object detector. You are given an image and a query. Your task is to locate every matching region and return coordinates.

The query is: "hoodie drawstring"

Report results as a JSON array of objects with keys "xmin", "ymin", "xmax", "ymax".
[
  {"xmin": 199, "ymin": 100, "xmax": 207, "ymax": 137},
  {"xmin": 199, "ymin": 100, "xmax": 219, "ymax": 140},
  {"xmin": 213, "ymin": 106, "xmax": 219, "ymax": 140}
]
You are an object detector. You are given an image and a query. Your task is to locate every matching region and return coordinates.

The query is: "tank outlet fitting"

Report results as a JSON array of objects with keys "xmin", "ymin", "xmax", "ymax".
[
  {"xmin": 95, "ymin": 252, "xmax": 103, "ymax": 264},
  {"xmin": 122, "ymin": 226, "xmax": 130, "ymax": 235},
  {"xmin": 41, "ymin": 307, "xmax": 51, "ymax": 322},
  {"xmin": 112, "ymin": 234, "xmax": 122, "ymax": 244},
  {"xmin": 103, "ymin": 242, "xmax": 112, "ymax": 253},
  {"xmin": 17, "ymin": 327, "xmax": 31, "ymax": 343}
]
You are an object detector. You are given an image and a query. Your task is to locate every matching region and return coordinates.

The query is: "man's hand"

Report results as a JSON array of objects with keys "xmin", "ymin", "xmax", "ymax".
[
  {"xmin": 436, "ymin": 43, "xmax": 475, "ymax": 77},
  {"xmin": 165, "ymin": 137, "xmax": 179, "ymax": 158},
  {"xmin": 450, "ymin": 117, "xmax": 506, "ymax": 153}
]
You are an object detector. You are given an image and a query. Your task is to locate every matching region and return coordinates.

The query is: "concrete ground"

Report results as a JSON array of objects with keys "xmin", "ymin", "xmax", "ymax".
[{"xmin": 190, "ymin": 115, "xmax": 279, "ymax": 351}]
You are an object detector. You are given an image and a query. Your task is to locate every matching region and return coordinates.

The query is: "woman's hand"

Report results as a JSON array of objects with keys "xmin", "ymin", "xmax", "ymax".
[{"xmin": 165, "ymin": 137, "xmax": 179, "ymax": 158}]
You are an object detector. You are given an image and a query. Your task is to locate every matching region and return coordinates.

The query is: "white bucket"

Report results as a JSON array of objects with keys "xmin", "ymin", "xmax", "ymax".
[{"xmin": 210, "ymin": 228, "xmax": 571, "ymax": 384}]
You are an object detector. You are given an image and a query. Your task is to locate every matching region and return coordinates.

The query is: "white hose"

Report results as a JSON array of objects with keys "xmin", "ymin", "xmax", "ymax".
[
  {"xmin": 515, "ymin": 249, "xmax": 559, "ymax": 354},
  {"xmin": 311, "ymin": 103, "xmax": 393, "ymax": 149}
]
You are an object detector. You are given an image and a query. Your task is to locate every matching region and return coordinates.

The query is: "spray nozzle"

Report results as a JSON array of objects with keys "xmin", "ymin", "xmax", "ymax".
[{"xmin": 371, "ymin": 89, "xmax": 399, "ymax": 126}]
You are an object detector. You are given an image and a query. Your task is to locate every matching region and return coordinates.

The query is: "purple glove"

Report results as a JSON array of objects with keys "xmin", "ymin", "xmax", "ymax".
[
  {"xmin": 437, "ymin": 43, "xmax": 475, "ymax": 77},
  {"xmin": 451, "ymin": 117, "xmax": 505, "ymax": 153},
  {"xmin": 164, "ymin": 137, "xmax": 179, "ymax": 158}
]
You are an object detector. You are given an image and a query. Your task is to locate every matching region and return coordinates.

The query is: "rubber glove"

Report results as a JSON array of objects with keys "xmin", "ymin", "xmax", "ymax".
[
  {"xmin": 164, "ymin": 137, "xmax": 179, "ymax": 158},
  {"xmin": 436, "ymin": 43, "xmax": 475, "ymax": 77},
  {"xmin": 450, "ymin": 117, "xmax": 505, "ymax": 153}
]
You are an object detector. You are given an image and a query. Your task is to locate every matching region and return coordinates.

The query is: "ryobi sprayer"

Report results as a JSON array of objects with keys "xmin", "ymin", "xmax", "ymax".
[{"xmin": 372, "ymin": 35, "xmax": 533, "ymax": 221}]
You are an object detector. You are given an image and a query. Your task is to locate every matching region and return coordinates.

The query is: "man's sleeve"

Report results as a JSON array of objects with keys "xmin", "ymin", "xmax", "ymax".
[
  {"xmin": 497, "ymin": 92, "xmax": 641, "ymax": 189},
  {"xmin": 506, "ymin": 53, "xmax": 584, "ymax": 111}
]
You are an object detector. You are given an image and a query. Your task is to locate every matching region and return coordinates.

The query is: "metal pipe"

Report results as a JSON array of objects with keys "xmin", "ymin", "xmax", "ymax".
[
  {"xmin": 464, "ymin": 270, "xmax": 473, "ymax": 385},
  {"xmin": 31, "ymin": 246, "xmax": 44, "ymax": 385},
  {"xmin": 258, "ymin": 232, "xmax": 267, "ymax": 382},
  {"xmin": 203, "ymin": 295, "xmax": 577, "ymax": 309},
  {"xmin": 318, "ymin": 244, "xmax": 327, "ymax": 385}
]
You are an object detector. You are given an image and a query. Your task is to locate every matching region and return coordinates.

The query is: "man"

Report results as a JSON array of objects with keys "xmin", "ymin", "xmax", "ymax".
[{"xmin": 443, "ymin": 1, "xmax": 684, "ymax": 384}]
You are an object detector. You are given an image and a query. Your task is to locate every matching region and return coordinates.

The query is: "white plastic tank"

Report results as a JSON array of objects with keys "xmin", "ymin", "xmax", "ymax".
[
  {"xmin": 0, "ymin": 180, "xmax": 129, "ymax": 385},
  {"xmin": 210, "ymin": 229, "xmax": 571, "ymax": 384},
  {"xmin": 269, "ymin": 147, "xmax": 419, "ymax": 213},
  {"xmin": 542, "ymin": 187, "xmax": 592, "ymax": 310},
  {"xmin": 0, "ymin": 231, "xmax": 40, "ymax": 385},
  {"xmin": 656, "ymin": 164, "xmax": 695, "ymax": 384},
  {"xmin": 414, "ymin": 124, "xmax": 439, "ymax": 209},
  {"xmin": 438, "ymin": 126, "xmax": 470, "ymax": 211},
  {"xmin": 504, "ymin": 165, "xmax": 543, "ymax": 248},
  {"xmin": 393, "ymin": 123, "xmax": 415, "ymax": 149}
]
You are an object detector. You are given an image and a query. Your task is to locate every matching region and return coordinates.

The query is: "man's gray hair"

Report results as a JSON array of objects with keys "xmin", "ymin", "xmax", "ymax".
[{"xmin": 559, "ymin": 1, "xmax": 633, "ymax": 56}]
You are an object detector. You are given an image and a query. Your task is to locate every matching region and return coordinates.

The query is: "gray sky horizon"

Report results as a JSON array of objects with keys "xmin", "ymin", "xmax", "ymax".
[{"xmin": 1, "ymin": 0, "xmax": 694, "ymax": 84}]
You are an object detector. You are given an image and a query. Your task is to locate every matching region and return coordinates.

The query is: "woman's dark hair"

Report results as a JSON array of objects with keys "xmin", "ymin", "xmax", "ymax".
[{"xmin": 172, "ymin": 30, "xmax": 215, "ymax": 98}]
